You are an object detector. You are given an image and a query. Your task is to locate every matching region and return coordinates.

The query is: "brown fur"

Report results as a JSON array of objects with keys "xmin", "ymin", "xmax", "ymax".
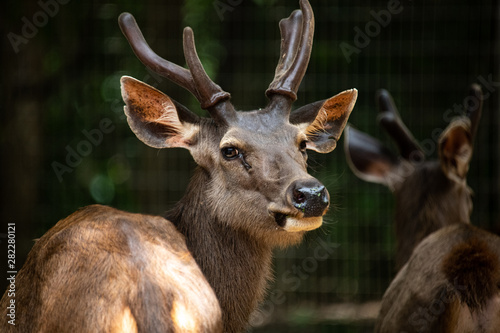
[
  {"xmin": 393, "ymin": 161, "xmax": 472, "ymax": 268},
  {"xmin": 0, "ymin": 205, "xmax": 222, "ymax": 333},
  {"xmin": 442, "ymin": 237, "xmax": 500, "ymax": 311},
  {"xmin": 375, "ymin": 224, "xmax": 500, "ymax": 333}
]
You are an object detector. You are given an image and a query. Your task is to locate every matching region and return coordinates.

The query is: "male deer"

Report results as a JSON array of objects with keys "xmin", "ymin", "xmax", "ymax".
[
  {"xmin": 346, "ymin": 87, "xmax": 483, "ymax": 269},
  {"xmin": 0, "ymin": 1, "xmax": 357, "ymax": 332},
  {"xmin": 345, "ymin": 86, "xmax": 500, "ymax": 332}
]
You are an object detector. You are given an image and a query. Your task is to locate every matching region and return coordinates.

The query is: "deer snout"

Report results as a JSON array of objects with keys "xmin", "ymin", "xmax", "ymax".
[{"xmin": 288, "ymin": 179, "xmax": 330, "ymax": 217}]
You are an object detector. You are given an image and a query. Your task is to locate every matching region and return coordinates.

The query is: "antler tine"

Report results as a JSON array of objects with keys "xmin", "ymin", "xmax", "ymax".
[
  {"xmin": 465, "ymin": 83, "xmax": 483, "ymax": 141},
  {"xmin": 118, "ymin": 13, "xmax": 198, "ymax": 98},
  {"xmin": 376, "ymin": 89, "xmax": 425, "ymax": 161},
  {"xmin": 266, "ymin": 0, "xmax": 314, "ymax": 112},
  {"xmin": 182, "ymin": 27, "xmax": 234, "ymax": 122},
  {"xmin": 118, "ymin": 13, "xmax": 234, "ymax": 123},
  {"xmin": 266, "ymin": 10, "xmax": 303, "ymax": 101}
]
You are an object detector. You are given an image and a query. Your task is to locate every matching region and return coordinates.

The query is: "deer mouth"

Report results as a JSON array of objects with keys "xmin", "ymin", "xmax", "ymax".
[
  {"xmin": 274, "ymin": 213, "xmax": 288, "ymax": 227},
  {"xmin": 282, "ymin": 216, "xmax": 323, "ymax": 232},
  {"xmin": 271, "ymin": 211, "xmax": 323, "ymax": 232}
]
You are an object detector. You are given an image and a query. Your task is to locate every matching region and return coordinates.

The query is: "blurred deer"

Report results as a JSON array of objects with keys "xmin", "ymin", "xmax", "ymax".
[
  {"xmin": 345, "ymin": 86, "xmax": 500, "ymax": 332},
  {"xmin": 0, "ymin": 1, "xmax": 357, "ymax": 332}
]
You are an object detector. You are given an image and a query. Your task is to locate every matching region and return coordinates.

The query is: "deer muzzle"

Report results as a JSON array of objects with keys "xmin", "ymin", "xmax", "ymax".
[
  {"xmin": 289, "ymin": 179, "xmax": 330, "ymax": 217},
  {"xmin": 269, "ymin": 179, "xmax": 329, "ymax": 233}
]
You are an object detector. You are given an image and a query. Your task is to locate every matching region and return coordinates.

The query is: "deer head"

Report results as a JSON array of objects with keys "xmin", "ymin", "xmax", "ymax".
[
  {"xmin": 118, "ymin": 0, "xmax": 357, "ymax": 247},
  {"xmin": 345, "ymin": 85, "xmax": 482, "ymax": 268}
]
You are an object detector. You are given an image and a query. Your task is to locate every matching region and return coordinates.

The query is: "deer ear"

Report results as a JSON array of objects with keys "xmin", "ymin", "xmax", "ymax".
[
  {"xmin": 345, "ymin": 126, "xmax": 401, "ymax": 187},
  {"xmin": 439, "ymin": 118, "xmax": 473, "ymax": 181},
  {"xmin": 290, "ymin": 89, "xmax": 358, "ymax": 153},
  {"xmin": 120, "ymin": 76, "xmax": 200, "ymax": 149}
]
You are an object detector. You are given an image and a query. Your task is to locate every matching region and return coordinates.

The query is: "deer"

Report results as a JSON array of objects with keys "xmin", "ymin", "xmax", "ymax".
[
  {"xmin": 345, "ymin": 85, "xmax": 500, "ymax": 332},
  {"xmin": 0, "ymin": 1, "xmax": 358, "ymax": 332}
]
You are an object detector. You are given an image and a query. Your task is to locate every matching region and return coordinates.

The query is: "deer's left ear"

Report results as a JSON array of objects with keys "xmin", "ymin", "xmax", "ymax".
[
  {"xmin": 439, "ymin": 118, "xmax": 473, "ymax": 181},
  {"xmin": 290, "ymin": 89, "xmax": 358, "ymax": 153}
]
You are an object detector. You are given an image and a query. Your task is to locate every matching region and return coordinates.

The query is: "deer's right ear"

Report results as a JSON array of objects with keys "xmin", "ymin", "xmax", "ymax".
[
  {"xmin": 120, "ymin": 76, "xmax": 201, "ymax": 149},
  {"xmin": 344, "ymin": 126, "xmax": 400, "ymax": 187}
]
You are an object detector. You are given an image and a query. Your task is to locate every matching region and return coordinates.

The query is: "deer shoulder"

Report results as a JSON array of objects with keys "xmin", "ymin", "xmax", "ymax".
[{"xmin": 1, "ymin": 205, "xmax": 222, "ymax": 332}]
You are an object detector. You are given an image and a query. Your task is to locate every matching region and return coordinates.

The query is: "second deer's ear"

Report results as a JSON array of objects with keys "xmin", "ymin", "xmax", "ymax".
[
  {"xmin": 290, "ymin": 89, "xmax": 358, "ymax": 153},
  {"xmin": 344, "ymin": 126, "xmax": 401, "ymax": 188},
  {"xmin": 439, "ymin": 118, "xmax": 473, "ymax": 181},
  {"xmin": 120, "ymin": 76, "xmax": 201, "ymax": 149}
]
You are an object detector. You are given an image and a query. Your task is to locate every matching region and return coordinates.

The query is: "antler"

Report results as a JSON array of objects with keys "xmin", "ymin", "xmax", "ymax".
[
  {"xmin": 118, "ymin": 12, "xmax": 235, "ymax": 123},
  {"xmin": 266, "ymin": 0, "xmax": 314, "ymax": 114},
  {"xmin": 376, "ymin": 89, "xmax": 425, "ymax": 162},
  {"xmin": 465, "ymin": 83, "xmax": 483, "ymax": 141}
]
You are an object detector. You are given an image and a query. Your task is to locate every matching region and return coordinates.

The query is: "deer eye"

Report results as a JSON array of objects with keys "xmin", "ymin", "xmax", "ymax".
[
  {"xmin": 299, "ymin": 140, "xmax": 308, "ymax": 152},
  {"xmin": 221, "ymin": 146, "xmax": 240, "ymax": 160}
]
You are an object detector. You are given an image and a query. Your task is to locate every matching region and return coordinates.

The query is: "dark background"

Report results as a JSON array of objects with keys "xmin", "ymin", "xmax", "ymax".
[{"xmin": 1, "ymin": 0, "xmax": 499, "ymax": 331}]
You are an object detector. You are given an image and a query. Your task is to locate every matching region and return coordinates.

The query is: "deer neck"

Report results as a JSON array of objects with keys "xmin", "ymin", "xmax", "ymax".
[
  {"xmin": 394, "ymin": 164, "xmax": 472, "ymax": 269},
  {"xmin": 165, "ymin": 166, "xmax": 273, "ymax": 332}
]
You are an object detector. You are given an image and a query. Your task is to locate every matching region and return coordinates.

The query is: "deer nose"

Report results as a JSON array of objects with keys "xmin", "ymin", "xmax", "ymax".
[{"xmin": 289, "ymin": 179, "xmax": 330, "ymax": 217}]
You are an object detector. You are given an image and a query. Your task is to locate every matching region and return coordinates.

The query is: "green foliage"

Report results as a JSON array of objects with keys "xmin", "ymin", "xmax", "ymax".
[
  {"xmin": 183, "ymin": 0, "xmax": 222, "ymax": 79},
  {"xmin": 252, "ymin": 0, "xmax": 278, "ymax": 7}
]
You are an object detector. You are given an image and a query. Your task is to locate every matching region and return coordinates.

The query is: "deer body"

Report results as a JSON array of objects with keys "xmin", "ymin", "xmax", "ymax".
[
  {"xmin": 376, "ymin": 223, "xmax": 500, "ymax": 333},
  {"xmin": 1, "ymin": 205, "xmax": 222, "ymax": 332},
  {"xmin": 346, "ymin": 86, "xmax": 500, "ymax": 332},
  {"xmin": 0, "ymin": 1, "xmax": 357, "ymax": 332}
]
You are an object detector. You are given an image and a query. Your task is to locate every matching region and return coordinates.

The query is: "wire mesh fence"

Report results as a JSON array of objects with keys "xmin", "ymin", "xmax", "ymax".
[{"xmin": 1, "ymin": 0, "xmax": 498, "ymax": 331}]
